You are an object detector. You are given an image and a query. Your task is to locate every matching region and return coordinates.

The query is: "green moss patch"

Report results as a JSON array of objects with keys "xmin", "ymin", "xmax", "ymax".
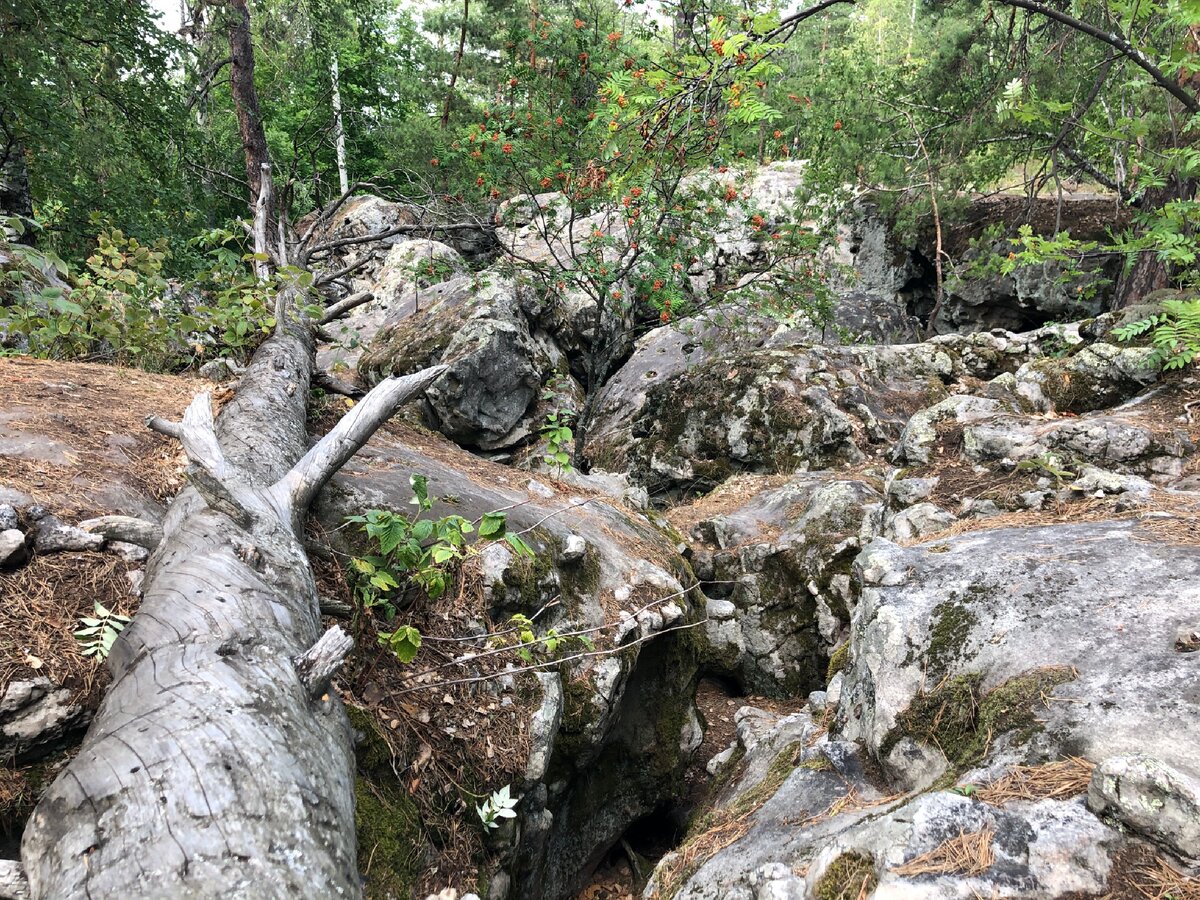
[
  {"xmin": 815, "ymin": 852, "xmax": 878, "ymax": 900},
  {"xmin": 348, "ymin": 706, "xmax": 425, "ymax": 898},
  {"xmin": 882, "ymin": 666, "xmax": 1076, "ymax": 771},
  {"xmin": 826, "ymin": 643, "xmax": 850, "ymax": 683},
  {"xmin": 925, "ymin": 599, "xmax": 979, "ymax": 679}
]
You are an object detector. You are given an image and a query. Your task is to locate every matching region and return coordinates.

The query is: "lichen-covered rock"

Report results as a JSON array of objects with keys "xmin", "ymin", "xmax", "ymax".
[
  {"xmin": 360, "ymin": 275, "xmax": 548, "ymax": 448},
  {"xmin": 0, "ymin": 527, "xmax": 27, "ymax": 567},
  {"xmin": 1088, "ymin": 755, "xmax": 1200, "ymax": 859},
  {"xmin": 881, "ymin": 501, "xmax": 956, "ymax": 541},
  {"xmin": 687, "ymin": 474, "xmax": 884, "ymax": 695},
  {"xmin": 648, "ymin": 704, "xmax": 1128, "ymax": 900},
  {"xmin": 586, "ymin": 318, "xmax": 1087, "ymax": 494},
  {"xmin": 586, "ymin": 337, "xmax": 958, "ymax": 495},
  {"xmin": 836, "ymin": 519, "xmax": 1200, "ymax": 780},
  {"xmin": 319, "ymin": 238, "xmax": 466, "ymax": 373},
  {"xmin": 1014, "ymin": 342, "xmax": 1160, "ymax": 413}
]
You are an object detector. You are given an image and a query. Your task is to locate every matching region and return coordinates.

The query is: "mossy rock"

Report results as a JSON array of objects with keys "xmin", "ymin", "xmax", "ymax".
[
  {"xmin": 815, "ymin": 852, "xmax": 878, "ymax": 900},
  {"xmin": 881, "ymin": 666, "xmax": 1076, "ymax": 771},
  {"xmin": 924, "ymin": 598, "xmax": 979, "ymax": 680},
  {"xmin": 826, "ymin": 642, "xmax": 850, "ymax": 683}
]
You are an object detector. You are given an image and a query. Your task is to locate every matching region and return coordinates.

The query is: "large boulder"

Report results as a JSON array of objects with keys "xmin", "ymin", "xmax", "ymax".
[
  {"xmin": 585, "ymin": 331, "xmax": 964, "ymax": 496},
  {"xmin": 681, "ymin": 473, "xmax": 885, "ymax": 695},
  {"xmin": 646, "ymin": 512, "xmax": 1200, "ymax": 900},
  {"xmin": 318, "ymin": 238, "xmax": 467, "ymax": 374},
  {"xmin": 359, "ymin": 274, "xmax": 552, "ymax": 449},
  {"xmin": 647, "ymin": 703, "xmax": 1130, "ymax": 900},
  {"xmin": 838, "ymin": 519, "xmax": 1200, "ymax": 780}
]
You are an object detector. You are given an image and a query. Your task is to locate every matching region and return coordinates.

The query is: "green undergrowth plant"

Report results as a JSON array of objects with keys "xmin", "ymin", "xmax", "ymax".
[
  {"xmin": 347, "ymin": 474, "xmax": 537, "ymax": 663},
  {"xmin": 489, "ymin": 612, "xmax": 594, "ymax": 663},
  {"xmin": 1113, "ymin": 297, "xmax": 1200, "ymax": 370},
  {"xmin": 74, "ymin": 601, "xmax": 131, "ymax": 661},
  {"xmin": 0, "ymin": 223, "xmax": 318, "ymax": 370},
  {"xmin": 541, "ymin": 409, "xmax": 574, "ymax": 474}
]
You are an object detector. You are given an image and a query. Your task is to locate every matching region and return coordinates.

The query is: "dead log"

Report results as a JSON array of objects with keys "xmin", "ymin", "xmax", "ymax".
[{"xmin": 19, "ymin": 304, "xmax": 445, "ymax": 898}]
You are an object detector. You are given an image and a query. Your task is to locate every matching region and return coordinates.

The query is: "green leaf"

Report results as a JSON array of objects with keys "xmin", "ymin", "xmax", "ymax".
[
  {"xmin": 478, "ymin": 511, "xmax": 507, "ymax": 539},
  {"xmin": 505, "ymin": 532, "xmax": 536, "ymax": 558},
  {"xmin": 409, "ymin": 474, "xmax": 431, "ymax": 510},
  {"xmin": 379, "ymin": 624, "xmax": 422, "ymax": 663}
]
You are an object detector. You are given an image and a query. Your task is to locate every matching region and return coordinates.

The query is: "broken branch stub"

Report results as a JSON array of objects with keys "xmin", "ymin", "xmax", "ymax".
[{"xmin": 294, "ymin": 625, "xmax": 355, "ymax": 698}]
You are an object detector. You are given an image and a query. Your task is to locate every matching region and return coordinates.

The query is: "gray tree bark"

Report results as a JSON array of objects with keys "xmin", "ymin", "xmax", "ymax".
[{"xmin": 19, "ymin": 300, "xmax": 445, "ymax": 898}]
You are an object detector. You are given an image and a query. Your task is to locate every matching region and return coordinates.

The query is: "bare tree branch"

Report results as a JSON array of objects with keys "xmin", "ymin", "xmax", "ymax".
[
  {"xmin": 271, "ymin": 364, "xmax": 448, "ymax": 519},
  {"xmin": 992, "ymin": 0, "xmax": 1200, "ymax": 115}
]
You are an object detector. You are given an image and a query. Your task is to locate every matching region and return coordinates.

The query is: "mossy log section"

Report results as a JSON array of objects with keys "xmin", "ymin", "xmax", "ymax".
[{"xmin": 18, "ymin": 297, "xmax": 445, "ymax": 898}]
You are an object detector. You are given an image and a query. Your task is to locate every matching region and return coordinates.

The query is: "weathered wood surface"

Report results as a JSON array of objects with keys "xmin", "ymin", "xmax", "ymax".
[{"xmin": 20, "ymin": 312, "xmax": 444, "ymax": 898}]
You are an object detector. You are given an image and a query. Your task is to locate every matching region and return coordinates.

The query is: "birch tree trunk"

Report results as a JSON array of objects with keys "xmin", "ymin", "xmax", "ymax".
[
  {"xmin": 330, "ymin": 54, "xmax": 349, "ymax": 196},
  {"xmin": 18, "ymin": 302, "xmax": 445, "ymax": 898}
]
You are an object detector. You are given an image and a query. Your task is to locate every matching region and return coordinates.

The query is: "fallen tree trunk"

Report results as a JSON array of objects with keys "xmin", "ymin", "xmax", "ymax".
[{"xmin": 19, "ymin": 300, "xmax": 445, "ymax": 898}]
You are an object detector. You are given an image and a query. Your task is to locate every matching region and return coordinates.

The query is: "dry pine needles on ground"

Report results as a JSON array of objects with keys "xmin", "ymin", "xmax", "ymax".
[
  {"xmin": 0, "ymin": 551, "xmax": 137, "ymax": 704},
  {"xmin": 892, "ymin": 828, "xmax": 995, "ymax": 877},
  {"xmin": 975, "ymin": 757, "xmax": 1094, "ymax": 805}
]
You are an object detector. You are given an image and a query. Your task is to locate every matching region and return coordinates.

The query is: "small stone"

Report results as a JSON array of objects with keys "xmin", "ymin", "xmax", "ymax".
[
  {"xmin": 0, "ymin": 504, "xmax": 17, "ymax": 531},
  {"xmin": 807, "ymin": 690, "xmax": 828, "ymax": 714},
  {"xmin": 126, "ymin": 569, "xmax": 144, "ymax": 597},
  {"xmin": 1170, "ymin": 474, "xmax": 1200, "ymax": 492},
  {"xmin": 888, "ymin": 476, "xmax": 938, "ymax": 507},
  {"xmin": 109, "ymin": 541, "xmax": 149, "ymax": 563},
  {"xmin": 884, "ymin": 503, "xmax": 956, "ymax": 542},
  {"xmin": 1175, "ymin": 625, "xmax": 1200, "ymax": 653},
  {"xmin": 1070, "ymin": 466, "xmax": 1153, "ymax": 498},
  {"xmin": 34, "ymin": 516, "xmax": 104, "ymax": 553},
  {"xmin": 198, "ymin": 358, "xmax": 243, "ymax": 381},
  {"xmin": 705, "ymin": 597, "xmax": 738, "ymax": 619},
  {"xmin": 561, "ymin": 534, "xmax": 587, "ymax": 563},
  {"xmin": 826, "ymin": 672, "xmax": 844, "ymax": 707},
  {"xmin": 0, "ymin": 529, "xmax": 28, "ymax": 569},
  {"xmin": 24, "ymin": 505, "xmax": 48, "ymax": 522},
  {"xmin": 960, "ymin": 498, "xmax": 1001, "ymax": 518},
  {"xmin": 1019, "ymin": 490, "xmax": 1050, "ymax": 511},
  {"xmin": 707, "ymin": 743, "xmax": 737, "ymax": 775},
  {"xmin": 525, "ymin": 479, "xmax": 555, "ymax": 500}
]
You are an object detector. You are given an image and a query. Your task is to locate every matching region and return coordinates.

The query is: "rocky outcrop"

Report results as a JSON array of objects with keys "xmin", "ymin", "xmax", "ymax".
[
  {"xmin": 684, "ymin": 473, "xmax": 884, "ymax": 696},
  {"xmin": 359, "ymin": 274, "xmax": 559, "ymax": 449},
  {"xmin": 584, "ymin": 323, "xmax": 1077, "ymax": 495},
  {"xmin": 834, "ymin": 194, "xmax": 1129, "ymax": 334},
  {"xmin": 319, "ymin": 238, "xmax": 467, "ymax": 373},
  {"xmin": 648, "ymin": 511, "xmax": 1200, "ymax": 899}
]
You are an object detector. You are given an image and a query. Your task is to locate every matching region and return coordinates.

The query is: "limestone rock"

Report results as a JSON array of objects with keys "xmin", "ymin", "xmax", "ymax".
[
  {"xmin": 1088, "ymin": 755, "xmax": 1200, "ymax": 859},
  {"xmin": 361, "ymin": 275, "xmax": 545, "ymax": 449},
  {"xmin": 836, "ymin": 520, "xmax": 1200, "ymax": 779},
  {"xmin": 0, "ymin": 503, "xmax": 19, "ymax": 530},
  {"xmin": 1, "ymin": 677, "xmax": 91, "ymax": 762},
  {"xmin": 690, "ymin": 474, "xmax": 883, "ymax": 695},
  {"xmin": 0, "ymin": 527, "xmax": 27, "ymax": 568}
]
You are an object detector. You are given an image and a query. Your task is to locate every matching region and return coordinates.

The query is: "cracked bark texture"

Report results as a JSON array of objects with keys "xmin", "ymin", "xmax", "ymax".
[{"xmin": 20, "ymin": 316, "xmax": 362, "ymax": 898}]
